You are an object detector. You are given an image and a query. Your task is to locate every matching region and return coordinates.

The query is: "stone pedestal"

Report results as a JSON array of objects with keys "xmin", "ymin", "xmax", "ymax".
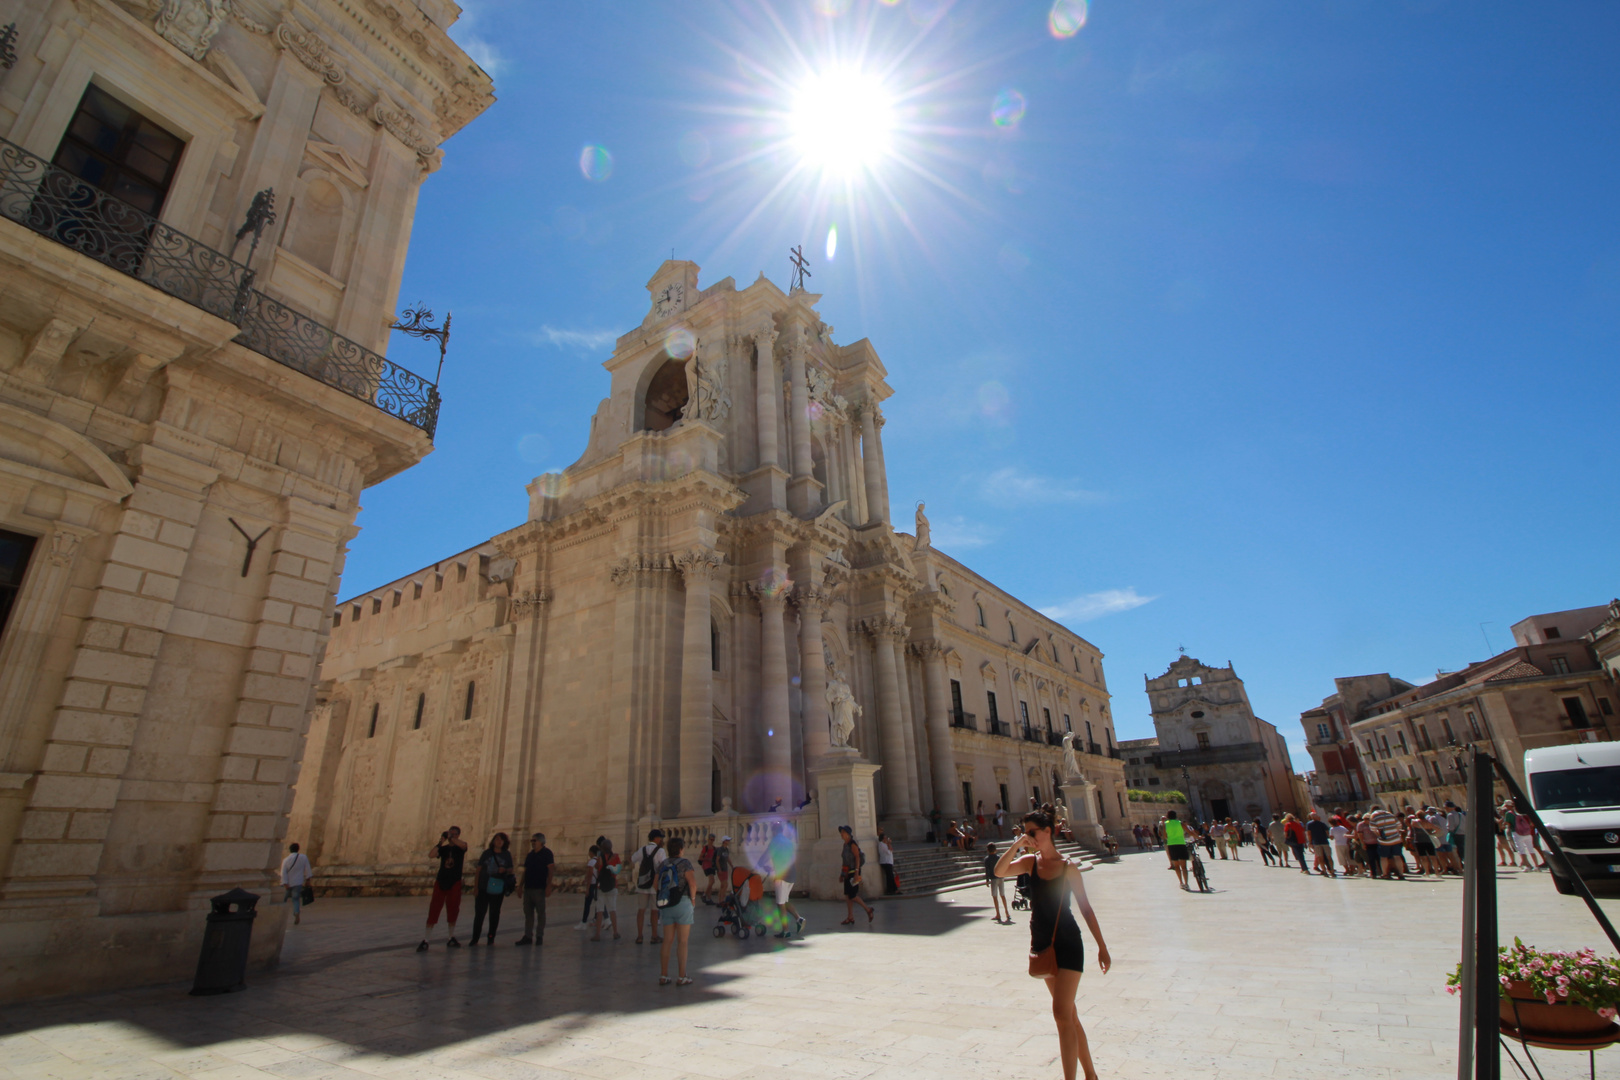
[
  {"xmin": 1064, "ymin": 776, "xmax": 1105, "ymax": 849},
  {"xmin": 805, "ymin": 750, "xmax": 881, "ymax": 900}
]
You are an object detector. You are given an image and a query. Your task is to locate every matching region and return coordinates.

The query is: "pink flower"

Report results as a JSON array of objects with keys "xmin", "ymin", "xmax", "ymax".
[
  {"xmin": 1545, "ymin": 992, "xmax": 1559, "ymax": 1004},
  {"xmin": 1600, "ymin": 1007, "xmax": 1617, "ymax": 1021}
]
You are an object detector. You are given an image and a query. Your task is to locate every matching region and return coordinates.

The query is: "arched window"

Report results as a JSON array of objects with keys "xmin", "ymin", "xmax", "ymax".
[
  {"xmin": 464, "ymin": 681, "xmax": 476, "ymax": 721},
  {"xmin": 1008, "ymin": 620, "xmax": 1017, "ymax": 643},
  {"xmin": 976, "ymin": 603, "xmax": 985, "ymax": 627},
  {"xmin": 368, "ymin": 702, "xmax": 379, "ymax": 738},
  {"xmin": 413, "ymin": 693, "xmax": 425, "ymax": 730}
]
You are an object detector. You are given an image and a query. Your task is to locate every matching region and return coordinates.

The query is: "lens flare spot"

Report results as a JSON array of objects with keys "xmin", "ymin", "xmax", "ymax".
[
  {"xmin": 825, "ymin": 224, "xmax": 838, "ymax": 261},
  {"xmin": 1049, "ymin": 0, "xmax": 1087, "ymax": 38},
  {"xmin": 578, "ymin": 144, "xmax": 614, "ymax": 182},
  {"xmin": 813, "ymin": 0, "xmax": 851, "ymax": 13},
  {"xmin": 663, "ymin": 325, "xmax": 696, "ymax": 359},
  {"xmin": 677, "ymin": 131, "xmax": 710, "ymax": 168},
  {"xmin": 532, "ymin": 471, "xmax": 570, "ymax": 500},
  {"xmin": 755, "ymin": 567, "xmax": 794, "ymax": 599},
  {"xmin": 992, "ymin": 89, "xmax": 1027, "ymax": 129}
]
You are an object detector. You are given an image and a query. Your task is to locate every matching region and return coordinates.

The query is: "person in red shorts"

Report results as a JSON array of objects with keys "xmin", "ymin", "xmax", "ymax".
[{"xmin": 417, "ymin": 825, "xmax": 468, "ymax": 951}]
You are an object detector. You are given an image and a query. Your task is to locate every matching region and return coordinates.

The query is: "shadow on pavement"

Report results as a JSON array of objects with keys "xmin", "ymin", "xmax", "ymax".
[{"xmin": 0, "ymin": 892, "xmax": 985, "ymax": 1057}]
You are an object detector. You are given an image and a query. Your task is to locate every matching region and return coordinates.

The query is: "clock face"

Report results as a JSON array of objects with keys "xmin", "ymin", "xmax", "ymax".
[{"xmin": 655, "ymin": 282, "xmax": 684, "ymax": 317}]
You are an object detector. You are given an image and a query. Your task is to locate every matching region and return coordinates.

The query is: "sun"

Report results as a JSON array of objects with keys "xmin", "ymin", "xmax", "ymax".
[{"xmin": 789, "ymin": 69, "xmax": 897, "ymax": 177}]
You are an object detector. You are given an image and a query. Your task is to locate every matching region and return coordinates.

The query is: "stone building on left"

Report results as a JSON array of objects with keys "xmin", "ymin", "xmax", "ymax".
[{"xmin": 0, "ymin": 0, "xmax": 493, "ymax": 1000}]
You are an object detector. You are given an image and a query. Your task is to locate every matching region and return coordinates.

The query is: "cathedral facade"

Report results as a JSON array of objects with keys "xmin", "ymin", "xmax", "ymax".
[{"xmin": 290, "ymin": 262, "xmax": 1127, "ymax": 891}]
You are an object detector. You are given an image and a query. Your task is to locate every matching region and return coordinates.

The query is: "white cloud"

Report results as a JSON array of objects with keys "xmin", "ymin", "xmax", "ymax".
[
  {"xmin": 927, "ymin": 516, "xmax": 998, "ymax": 552},
  {"xmin": 1039, "ymin": 588, "xmax": 1157, "ymax": 623},
  {"xmin": 979, "ymin": 467, "xmax": 1104, "ymax": 507},
  {"xmin": 530, "ymin": 326, "xmax": 618, "ymax": 352},
  {"xmin": 448, "ymin": 0, "xmax": 504, "ymax": 76}
]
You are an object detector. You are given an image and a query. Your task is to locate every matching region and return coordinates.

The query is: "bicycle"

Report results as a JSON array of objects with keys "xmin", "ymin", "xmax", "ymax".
[{"xmin": 1189, "ymin": 846, "xmax": 1210, "ymax": 892}]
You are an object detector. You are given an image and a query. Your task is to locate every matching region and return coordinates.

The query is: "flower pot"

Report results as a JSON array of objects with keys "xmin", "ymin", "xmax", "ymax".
[{"xmin": 1500, "ymin": 981, "xmax": 1614, "ymax": 1037}]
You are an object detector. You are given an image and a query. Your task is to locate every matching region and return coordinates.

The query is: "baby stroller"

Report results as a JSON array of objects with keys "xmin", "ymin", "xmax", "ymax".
[
  {"xmin": 1010, "ymin": 871, "xmax": 1033, "ymax": 912},
  {"xmin": 713, "ymin": 866, "xmax": 768, "ymax": 939}
]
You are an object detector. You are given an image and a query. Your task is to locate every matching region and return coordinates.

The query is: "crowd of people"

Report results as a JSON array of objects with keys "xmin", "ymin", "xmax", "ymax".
[{"xmin": 1111, "ymin": 797, "xmax": 1550, "ymax": 884}]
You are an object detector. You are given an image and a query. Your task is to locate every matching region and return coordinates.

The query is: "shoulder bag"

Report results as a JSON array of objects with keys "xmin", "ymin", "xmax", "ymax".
[{"xmin": 1027, "ymin": 860, "xmax": 1068, "ymax": 979}]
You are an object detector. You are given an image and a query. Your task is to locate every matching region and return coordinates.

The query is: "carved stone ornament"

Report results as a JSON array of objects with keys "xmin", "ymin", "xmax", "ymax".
[
  {"xmin": 276, "ymin": 20, "xmax": 345, "ymax": 85},
  {"xmin": 611, "ymin": 552, "xmax": 675, "ymax": 587},
  {"xmin": 674, "ymin": 547, "xmax": 725, "ymax": 582},
  {"xmin": 156, "ymin": 0, "xmax": 226, "ymax": 60},
  {"xmin": 792, "ymin": 584, "xmax": 831, "ymax": 612},
  {"xmin": 826, "ymin": 663, "xmax": 862, "ymax": 749},
  {"xmin": 373, "ymin": 96, "xmax": 439, "ymax": 158},
  {"xmin": 508, "ymin": 588, "xmax": 552, "ymax": 617},
  {"xmin": 683, "ymin": 339, "xmax": 732, "ymax": 423},
  {"xmin": 48, "ymin": 529, "xmax": 83, "ymax": 567},
  {"xmin": 914, "ymin": 501, "xmax": 930, "ymax": 549}
]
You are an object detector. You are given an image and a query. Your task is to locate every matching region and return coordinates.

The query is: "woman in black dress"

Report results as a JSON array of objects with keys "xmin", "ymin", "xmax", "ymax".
[{"xmin": 994, "ymin": 808, "xmax": 1112, "ymax": 1080}]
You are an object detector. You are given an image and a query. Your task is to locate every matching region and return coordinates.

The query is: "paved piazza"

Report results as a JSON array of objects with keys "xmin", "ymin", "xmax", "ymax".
[{"xmin": 4, "ymin": 853, "xmax": 1616, "ymax": 1080}]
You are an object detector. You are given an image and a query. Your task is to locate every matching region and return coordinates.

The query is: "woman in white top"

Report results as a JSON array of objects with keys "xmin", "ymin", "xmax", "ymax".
[
  {"xmin": 280, "ymin": 843, "xmax": 312, "ymax": 925},
  {"xmin": 876, "ymin": 833, "xmax": 899, "ymax": 895}
]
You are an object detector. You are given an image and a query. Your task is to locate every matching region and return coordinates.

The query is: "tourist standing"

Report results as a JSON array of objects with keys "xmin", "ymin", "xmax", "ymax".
[
  {"xmin": 877, "ymin": 832, "xmax": 900, "ymax": 895},
  {"xmin": 1267, "ymin": 813, "xmax": 1289, "ymax": 869},
  {"xmin": 977, "ymin": 800, "xmax": 987, "ymax": 840},
  {"xmin": 1283, "ymin": 814, "xmax": 1309, "ymax": 873},
  {"xmin": 1506, "ymin": 800, "xmax": 1541, "ymax": 870},
  {"xmin": 418, "ymin": 825, "xmax": 468, "ymax": 951},
  {"xmin": 985, "ymin": 842, "xmax": 1011, "ymax": 923},
  {"xmin": 698, "ymin": 834, "xmax": 718, "ymax": 902},
  {"xmin": 656, "ymin": 836, "xmax": 697, "ymax": 986},
  {"xmin": 1212, "ymin": 819, "xmax": 1229, "ymax": 860},
  {"xmin": 1409, "ymin": 813, "xmax": 1438, "ymax": 876},
  {"xmin": 516, "ymin": 832, "xmax": 553, "ymax": 946},
  {"xmin": 1367, "ymin": 804, "xmax": 1406, "ymax": 879},
  {"xmin": 469, "ymin": 832, "xmax": 515, "ymax": 946},
  {"xmin": 580, "ymin": 844, "xmax": 599, "ymax": 928},
  {"xmin": 1305, "ymin": 812, "xmax": 1334, "ymax": 876},
  {"xmin": 995, "ymin": 803, "xmax": 1006, "ymax": 839},
  {"xmin": 280, "ymin": 843, "xmax": 312, "ymax": 925},
  {"xmin": 1330, "ymin": 817, "xmax": 1359, "ymax": 876},
  {"xmin": 837, "ymin": 825, "xmax": 876, "ymax": 924},
  {"xmin": 993, "ymin": 808, "xmax": 1113, "ymax": 1080},
  {"xmin": 1162, "ymin": 811, "xmax": 1190, "ymax": 891},
  {"xmin": 592, "ymin": 838, "xmax": 621, "ymax": 941},
  {"xmin": 713, "ymin": 836, "xmax": 734, "ymax": 900},
  {"xmin": 1444, "ymin": 800, "xmax": 1467, "ymax": 865},
  {"xmin": 630, "ymin": 828, "xmax": 667, "ymax": 944},
  {"xmin": 1225, "ymin": 818, "xmax": 1242, "ymax": 860}
]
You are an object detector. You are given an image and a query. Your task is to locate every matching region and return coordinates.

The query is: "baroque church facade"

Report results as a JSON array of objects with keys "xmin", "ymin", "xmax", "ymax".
[{"xmin": 291, "ymin": 262, "xmax": 1127, "ymax": 891}]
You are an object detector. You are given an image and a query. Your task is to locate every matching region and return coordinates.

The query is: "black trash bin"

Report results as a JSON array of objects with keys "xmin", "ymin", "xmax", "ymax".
[{"xmin": 190, "ymin": 887, "xmax": 259, "ymax": 996}]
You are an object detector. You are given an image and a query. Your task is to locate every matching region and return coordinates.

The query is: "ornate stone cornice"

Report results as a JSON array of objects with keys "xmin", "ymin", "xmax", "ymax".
[
  {"xmin": 610, "ymin": 552, "xmax": 675, "ymax": 588},
  {"xmin": 859, "ymin": 614, "xmax": 908, "ymax": 641},
  {"xmin": 508, "ymin": 588, "xmax": 551, "ymax": 617},
  {"xmin": 792, "ymin": 584, "xmax": 832, "ymax": 612},
  {"xmin": 908, "ymin": 640, "xmax": 945, "ymax": 662}
]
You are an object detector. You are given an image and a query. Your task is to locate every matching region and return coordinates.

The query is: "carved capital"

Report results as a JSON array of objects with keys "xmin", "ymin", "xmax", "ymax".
[
  {"xmin": 791, "ymin": 584, "xmax": 831, "ymax": 613},
  {"xmin": 859, "ymin": 614, "xmax": 908, "ymax": 641},
  {"xmin": 748, "ymin": 581, "xmax": 791, "ymax": 612},
  {"xmin": 909, "ymin": 640, "xmax": 945, "ymax": 663},
  {"xmin": 48, "ymin": 529, "xmax": 84, "ymax": 568},
  {"xmin": 373, "ymin": 96, "xmax": 439, "ymax": 159},
  {"xmin": 611, "ymin": 552, "xmax": 675, "ymax": 588},
  {"xmin": 276, "ymin": 20, "xmax": 345, "ymax": 85},
  {"xmin": 674, "ymin": 547, "xmax": 725, "ymax": 583}
]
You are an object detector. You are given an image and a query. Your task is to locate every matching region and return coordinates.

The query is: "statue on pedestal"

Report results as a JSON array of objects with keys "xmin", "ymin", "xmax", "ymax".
[
  {"xmin": 914, "ymin": 501, "xmax": 931, "ymax": 549},
  {"xmin": 826, "ymin": 663, "xmax": 861, "ymax": 750}
]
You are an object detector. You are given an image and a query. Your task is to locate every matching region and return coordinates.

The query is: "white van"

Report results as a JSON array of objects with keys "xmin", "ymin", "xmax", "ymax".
[{"xmin": 1524, "ymin": 740, "xmax": 1620, "ymax": 895}]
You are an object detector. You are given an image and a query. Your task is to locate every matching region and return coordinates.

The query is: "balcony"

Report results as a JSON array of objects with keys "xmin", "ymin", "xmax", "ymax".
[
  {"xmin": 1152, "ymin": 742, "xmax": 1269, "ymax": 769},
  {"xmin": 1108, "ymin": 747, "xmax": 1122, "ymax": 760},
  {"xmin": 950, "ymin": 711, "xmax": 978, "ymax": 732},
  {"xmin": 1045, "ymin": 730, "xmax": 1065, "ymax": 747},
  {"xmin": 0, "ymin": 135, "xmax": 440, "ymax": 436},
  {"xmin": 987, "ymin": 719, "xmax": 1013, "ymax": 738},
  {"xmin": 1086, "ymin": 741, "xmax": 1102, "ymax": 756},
  {"xmin": 1373, "ymin": 778, "xmax": 1422, "ymax": 794},
  {"xmin": 1021, "ymin": 726, "xmax": 1041, "ymax": 744}
]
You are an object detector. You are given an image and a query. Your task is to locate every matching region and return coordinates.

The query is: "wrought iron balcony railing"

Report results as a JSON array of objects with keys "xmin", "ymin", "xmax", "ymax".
[
  {"xmin": 1045, "ymin": 730, "xmax": 1065, "ymax": 746},
  {"xmin": 987, "ymin": 719, "xmax": 1013, "ymax": 738},
  {"xmin": 1086, "ymin": 740, "xmax": 1103, "ymax": 755},
  {"xmin": 950, "ymin": 711, "xmax": 977, "ymax": 732},
  {"xmin": 1373, "ymin": 777, "xmax": 1422, "ymax": 794},
  {"xmin": 1152, "ymin": 741, "xmax": 1270, "ymax": 769},
  {"xmin": 0, "ymin": 135, "xmax": 439, "ymax": 437}
]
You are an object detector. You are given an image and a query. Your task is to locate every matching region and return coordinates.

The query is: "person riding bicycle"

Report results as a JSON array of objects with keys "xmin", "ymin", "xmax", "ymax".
[{"xmin": 1163, "ymin": 811, "xmax": 1191, "ymax": 891}]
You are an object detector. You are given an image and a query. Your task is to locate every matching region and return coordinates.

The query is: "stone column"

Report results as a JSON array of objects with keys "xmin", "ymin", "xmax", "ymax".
[
  {"xmin": 918, "ymin": 641, "xmax": 963, "ymax": 815},
  {"xmin": 676, "ymin": 548, "xmax": 724, "ymax": 818},
  {"xmin": 752, "ymin": 326, "xmax": 779, "ymax": 470},
  {"xmin": 866, "ymin": 616, "xmax": 914, "ymax": 817},
  {"xmin": 869, "ymin": 406, "xmax": 892, "ymax": 525},
  {"xmin": 858, "ymin": 405, "xmax": 888, "ymax": 526},
  {"xmin": 891, "ymin": 636, "xmax": 923, "ymax": 815},
  {"xmin": 754, "ymin": 583, "xmax": 792, "ymax": 808},
  {"xmin": 787, "ymin": 334, "xmax": 813, "ymax": 481},
  {"xmin": 795, "ymin": 586, "xmax": 831, "ymax": 765}
]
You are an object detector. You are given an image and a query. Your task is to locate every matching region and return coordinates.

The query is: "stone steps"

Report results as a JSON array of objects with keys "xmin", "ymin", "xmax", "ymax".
[{"xmin": 883, "ymin": 840, "xmax": 1106, "ymax": 898}]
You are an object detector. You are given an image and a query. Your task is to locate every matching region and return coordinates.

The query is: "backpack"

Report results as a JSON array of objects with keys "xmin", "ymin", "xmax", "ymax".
[
  {"xmin": 636, "ymin": 845, "xmax": 659, "ymax": 890},
  {"xmin": 655, "ymin": 859, "xmax": 685, "ymax": 908},
  {"xmin": 598, "ymin": 857, "xmax": 616, "ymax": 891}
]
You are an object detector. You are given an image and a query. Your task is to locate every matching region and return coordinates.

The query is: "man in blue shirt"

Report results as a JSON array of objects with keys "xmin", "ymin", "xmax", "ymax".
[{"xmin": 515, "ymin": 832, "xmax": 554, "ymax": 946}]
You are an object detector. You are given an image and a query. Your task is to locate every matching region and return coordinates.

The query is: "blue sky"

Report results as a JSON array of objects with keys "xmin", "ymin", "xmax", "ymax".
[{"xmin": 356, "ymin": 0, "xmax": 1620, "ymax": 772}]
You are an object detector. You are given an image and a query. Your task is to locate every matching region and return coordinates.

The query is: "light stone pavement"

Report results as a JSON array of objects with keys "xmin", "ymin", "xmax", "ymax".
[{"xmin": 4, "ymin": 850, "xmax": 1617, "ymax": 1080}]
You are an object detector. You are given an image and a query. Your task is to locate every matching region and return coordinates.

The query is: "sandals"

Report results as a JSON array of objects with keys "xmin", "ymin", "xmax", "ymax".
[
  {"xmin": 676, "ymin": 977, "xmax": 694, "ymax": 986},
  {"xmin": 635, "ymin": 936, "xmax": 643, "ymax": 944},
  {"xmin": 650, "ymin": 936, "xmax": 663, "ymax": 944},
  {"xmin": 658, "ymin": 976, "xmax": 670, "ymax": 986},
  {"xmin": 840, "ymin": 918, "xmax": 854, "ymax": 926}
]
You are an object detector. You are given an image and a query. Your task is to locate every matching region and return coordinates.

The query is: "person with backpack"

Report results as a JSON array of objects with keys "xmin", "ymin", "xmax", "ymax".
[
  {"xmin": 630, "ymin": 828, "xmax": 667, "ymax": 944},
  {"xmin": 591, "ymin": 838, "xmax": 621, "ymax": 941},
  {"xmin": 836, "ymin": 825, "xmax": 875, "ymax": 925},
  {"xmin": 697, "ymin": 834, "xmax": 718, "ymax": 903},
  {"xmin": 515, "ymin": 832, "xmax": 554, "ymax": 946},
  {"xmin": 656, "ymin": 836, "xmax": 698, "ymax": 986},
  {"xmin": 468, "ymin": 832, "xmax": 515, "ymax": 946}
]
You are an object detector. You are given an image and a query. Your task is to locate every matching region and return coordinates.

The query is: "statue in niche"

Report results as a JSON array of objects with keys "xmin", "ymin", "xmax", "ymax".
[
  {"xmin": 826, "ymin": 661, "xmax": 861, "ymax": 750},
  {"xmin": 155, "ymin": 0, "xmax": 226, "ymax": 60},
  {"xmin": 818, "ymin": 321, "xmax": 835, "ymax": 345},
  {"xmin": 683, "ymin": 338, "xmax": 731, "ymax": 422},
  {"xmin": 914, "ymin": 501, "xmax": 931, "ymax": 549}
]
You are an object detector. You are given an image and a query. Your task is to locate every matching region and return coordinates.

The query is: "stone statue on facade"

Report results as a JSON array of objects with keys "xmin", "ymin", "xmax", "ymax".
[
  {"xmin": 1061, "ymin": 731, "xmax": 1085, "ymax": 783},
  {"xmin": 914, "ymin": 501, "xmax": 930, "ymax": 549},
  {"xmin": 826, "ymin": 664, "xmax": 861, "ymax": 750},
  {"xmin": 155, "ymin": 0, "xmax": 226, "ymax": 60},
  {"xmin": 683, "ymin": 339, "xmax": 731, "ymax": 423}
]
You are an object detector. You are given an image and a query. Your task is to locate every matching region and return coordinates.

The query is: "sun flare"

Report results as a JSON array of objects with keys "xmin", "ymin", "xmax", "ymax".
[{"xmin": 789, "ymin": 69, "xmax": 896, "ymax": 177}]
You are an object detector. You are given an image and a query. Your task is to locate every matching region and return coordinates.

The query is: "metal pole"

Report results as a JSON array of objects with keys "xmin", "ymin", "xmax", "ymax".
[
  {"xmin": 1470, "ymin": 747, "xmax": 1499, "ymax": 1079},
  {"xmin": 1459, "ymin": 754, "xmax": 1478, "ymax": 1080}
]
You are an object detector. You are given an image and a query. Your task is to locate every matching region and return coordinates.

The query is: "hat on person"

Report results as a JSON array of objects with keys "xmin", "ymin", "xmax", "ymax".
[
  {"xmin": 720, "ymin": 836, "xmax": 732, "ymax": 842},
  {"xmin": 649, "ymin": 828, "xmax": 665, "ymax": 840},
  {"xmin": 838, "ymin": 824, "xmax": 853, "ymax": 834}
]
